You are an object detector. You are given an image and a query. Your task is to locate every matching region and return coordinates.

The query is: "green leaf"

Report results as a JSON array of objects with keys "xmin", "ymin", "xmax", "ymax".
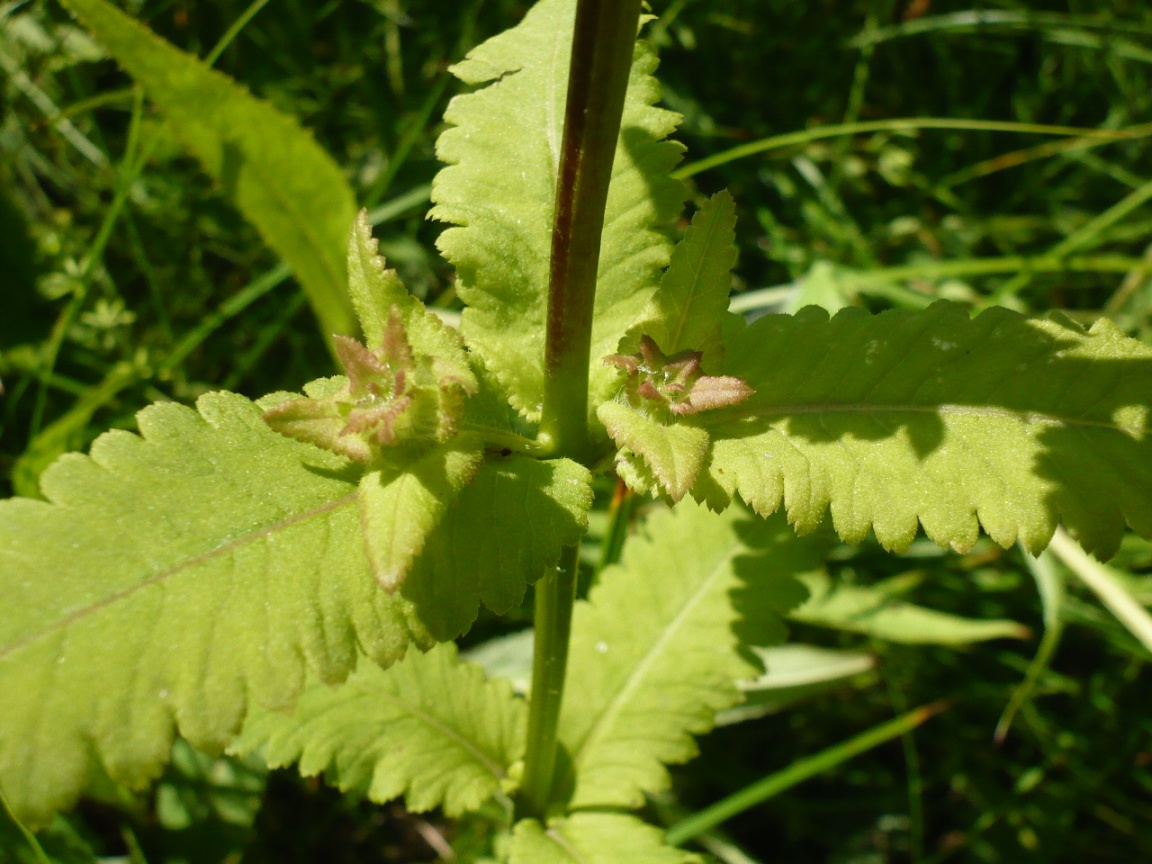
[
  {"xmin": 346, "ymin": 211, "xmax": 476, "ymax": 388},
  {"xmin": 358, "ymin": 439, "xmax": 485, "ymax": 591},
  {"xmin": 59, "ymin": 0, "xmax": 358, "ymax": 341},
  {"xmin": 10, "ymin": 361, "xmax": 139, "ymax": 499},
  {"xmin": 699, "ymin": 302, "xmax": 1152, "ymax": 559},
  {"xmin": 509, "ymin": 813, "xmax": 700, "ymax": 864},
  {"xmin": 464, "ymin": 628, "xmax": 534, "ymax": 693},
  {"xmin": 233, "ymin": 643, "xmax": 525, "ymax": 817},
  {"xmin": 598, "ymin": 401, "xmax": 709, "ymax": 501},
  {"xmin": 633, "ymin": 189, "xmax": 737, "ymax": 366},
  {"xmin": 401, "ymin": 454, "xmax": 593, "ymax": 640},
  {"xmin": 790, "ymin": 572, "xmax": 1029, "ymax": 644},
  {"xmin": 715, "ymin": 643, "xmax": 877, "ymax": 725},
  {"xmin": 558, "ymin": 501, "xmax": 815, "ymax": 809},
  {"xmin": 430, "ymin": 0, "xmax": 685, "ymax": 420},
  {"xmin": 0, "ymin": 392, "xmax": 432, "ymax": 827}
]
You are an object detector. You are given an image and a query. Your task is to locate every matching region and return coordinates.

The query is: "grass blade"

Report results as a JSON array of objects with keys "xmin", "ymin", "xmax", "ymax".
[{"xmin": 665, "ymin": 702, "xmax": 947, "ymax": 846}]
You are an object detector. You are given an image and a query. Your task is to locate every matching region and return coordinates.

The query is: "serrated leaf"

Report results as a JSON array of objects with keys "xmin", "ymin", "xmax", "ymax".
[
  {"xmin": 359, "ymin": 439, "xmax": 485, "ymax": 591},
  {"xmin": 558, "ymin": 501, "xmax": 817, "ymax": 809},
  {"xmin": 0, "ymin": 392, "xmax": 434, "ymax": 828},
  {"xmin": 615, "ymin": 447, "xmax": 659, "ymax": 497},
  {"xmin": 790, "ymin": 572, "xmax": 1029, "ymax": 644},
  {"xmin": 699, "ymin": 302, "xmax": 1152, "ymax": 559},
  {"xmin": 510, "ymin": 814, "xmax": 700, "ymax": 864},
  {"xmin": 347, "ymin": 211, "xmax": 475, "ymax": 388},
  {"xmin": 633, "ymin": 189, "xmax": 737, "ymax": 366},
  {"xmin": 233, "ymin": 643, "xmax": 525, "ymax": 817},
  {"xmin": 11, "ymin": 361, "xmax": 138, "ymax": 499},
  {"xmin": 401, "ymin": 455, "xmax": 593, "ymax": 640},
  {"xmin": 430, "ymin": 0, "xmax": 685, "ymax": 420},
  {"xmin": 598, "ymin": 401, "xmax": 708, "ymax": 501},
  {"xmin": 59, "ymin": 0, "xmax": 358, "ymax": 341}
]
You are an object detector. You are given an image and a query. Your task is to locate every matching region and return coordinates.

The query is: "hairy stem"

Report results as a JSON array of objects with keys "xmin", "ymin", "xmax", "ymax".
[
  {"xmin": 519, "ymin": 0, "xmax": 642, "ymax": 820},
  {"xmin": 537, "ymin": 0, "xmax": 643, "ymax": 464}
]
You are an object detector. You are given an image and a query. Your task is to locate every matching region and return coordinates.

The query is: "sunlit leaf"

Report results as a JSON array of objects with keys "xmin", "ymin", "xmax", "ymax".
[
  {"xmin": 402, "ymin": 454, "xmax": 593, "ymax": 640},
  {"xmin": 234, "ymin": 644, "xmax": 524, "ymax": 817},
  {"xmin": 700, "ymin": 302, "xmax": 1152, "ymax": 558},
  {"xmin": 631, "ymin": 189, "xmax": 737, "ymax": 366},
  {"xmin": 559, "ymin": 501, "xmax": 816, "ymax": 809},
  {"xmin": 510, "ymin": 813, "xmax": 699, "ymax": 864},
  {"xmin": 0, "ymin": 393, "xmax": 426, "ymax": 827},
  {"xmin": 431, "ymin": 0, "xmax": 685, "ymax": 421}
]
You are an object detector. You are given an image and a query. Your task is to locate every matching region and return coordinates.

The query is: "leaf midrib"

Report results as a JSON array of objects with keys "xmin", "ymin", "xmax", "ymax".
[
  {"xmin": 663, "ymin": 203, "xmax": 725, "ymax": 352},
  {"xmin": 0, "ymin": 492, "xmax": 358, "ymax": 661},
  {"xmin": 358, "ymin": 683, "xmax": 510, "ymax": 781},
  {"xmin": 712, "ymin": 401, "xmax": 1142, "ymax": 435},
  {"xmin": 563, "ymin": 532, "xmax": 744, "ymax": 795}
]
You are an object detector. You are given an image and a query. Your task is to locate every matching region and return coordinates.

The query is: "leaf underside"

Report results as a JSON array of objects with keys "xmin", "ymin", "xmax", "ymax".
[
  {"xmin": 430, "ymin": 0, "xmax": 685, "ymax": 422},
  {"xmin": 558, "ymin": 501, "xmax": 817, "ymax": 810},
  {"xmin": 510, "ymin": 813, "xmax": 700, "ymax": 864},
  {"xmin": 346, "ymin": 211, "xmax": 476, "ymax": 383},
  {"xmin": 598, "ymin": 401, "xmax": 709, "ymax": 502},
  {"xmin": 401, "ymin": 453, "xmax": 594, "ymax": 641},
  {"xmin": 629, "ymin": 189, "xmax": 738, "ymax": 367},
  {"xmin": 358, "ymin": 440, "xmax": 485, "ymax": 591},
  {"xmin": 234, "ymin": 643, "xmax": 525, "ymax": 817},
  {"xmin": 0, "ymin": 393, "xmax": 590, "ymax": 828},
  {"xmin": 0, "ymin": 393, "xmax": 414, "ymax": 826},
  {"xmin": 700, "ymin": 302, "xmax": 1152, "ymax": 559},
  {"xmin": 59, "ymin": 0, "xmax": 358, "ymax": 340}
]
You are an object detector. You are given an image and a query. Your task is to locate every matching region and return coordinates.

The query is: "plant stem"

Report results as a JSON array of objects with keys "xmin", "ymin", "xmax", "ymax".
[
  {"xmin": 519, "ymin": 0, "xmax": 642, "ymax": 820},
  {"xmin": 1049, "ymin": 527, "xmax": 1152, "ymax": 654},
  {"xmin": 537, "ymin": 0, "xmax": 643, "ymax": 464},
  {"xmin": 595, "ymin": 477, "xmax": 635, "ymax": 580},
  {"xmin": 517, "ymin": 544, "xmax": 580, "ymax": 820}
]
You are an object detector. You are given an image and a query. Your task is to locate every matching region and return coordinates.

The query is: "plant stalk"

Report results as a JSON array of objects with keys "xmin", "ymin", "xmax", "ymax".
[
  {"xmin": 1049, "ymin": 527, "xmax": 1152, "ymax": 654},
  {"xmin": 519, "ymin": 0, "xmax": 642, "ymax": 820},
  {"xmin": 517, "ymin": 544, "xmax": 581, "ymax": 820},
  {"xmin": 595, "ymin": 477, "xmax": 635, "ymax": 579},
  {"xmin": 537, "ymin": 0, "xmax": 643, "ymax": 464}
]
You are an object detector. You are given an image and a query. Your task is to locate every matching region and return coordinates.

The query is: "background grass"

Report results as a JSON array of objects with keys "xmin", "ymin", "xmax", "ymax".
[{"xmin": 2, "ymin": 0, "xmax": 1152, "ymax": 861}]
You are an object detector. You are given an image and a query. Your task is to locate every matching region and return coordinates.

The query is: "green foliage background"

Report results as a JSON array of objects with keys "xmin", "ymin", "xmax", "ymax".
[{"xmin": 2, "ymin": 0, "xmax": 1152, "ymax": 862}]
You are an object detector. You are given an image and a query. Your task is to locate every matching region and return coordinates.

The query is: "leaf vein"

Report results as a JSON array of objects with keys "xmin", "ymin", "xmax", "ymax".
[
  {"xmin": 0, "ymin": 493, "xmax": 358, "ymax": 662},
  {"xmin": 568, "ymin": 543, "xmax": 739, "ymax": 775}
]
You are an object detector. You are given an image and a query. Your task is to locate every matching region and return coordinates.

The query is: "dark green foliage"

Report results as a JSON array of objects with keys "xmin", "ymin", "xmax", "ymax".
[{"xmin": 3, "ymin": 1, "xmax": 1152, "ymax": 861}]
